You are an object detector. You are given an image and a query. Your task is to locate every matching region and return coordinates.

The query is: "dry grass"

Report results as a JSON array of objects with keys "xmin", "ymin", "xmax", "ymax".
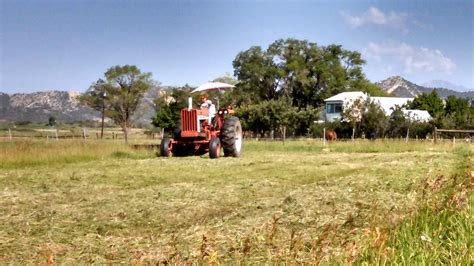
[{"xmin": 0, "ymin": 139, "xmax": 471, "ymax": 263}]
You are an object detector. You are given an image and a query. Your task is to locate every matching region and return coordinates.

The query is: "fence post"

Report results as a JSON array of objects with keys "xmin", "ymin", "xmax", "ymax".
[
  {"xmin": 453, "ymin": 136, "xmax": 455, "ymax": 148},
  {"xmin": 8, "ymin": 128, "xmax": 12, "ymax": 140},
  {"xmin": 323, "ymin": 128, "xmax": 326, "ymax": 146},
  {"xmin": 55, "ymin": 129, "xmax": 59, "ymax": 141},
  {"xmin": 434, "ymin": 127, "xmax": 437, "ymax": 144},
  {"xmin": 405, "ymin": 128, "xmax": 409, "ymax": 142}
]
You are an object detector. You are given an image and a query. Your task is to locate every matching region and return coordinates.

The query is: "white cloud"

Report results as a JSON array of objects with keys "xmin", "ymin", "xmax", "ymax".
[
  {"xmin": 341, "ymin": 7, "xmax": 409, "ymax": 32},
  {"xmin": 364, "ymin": 41, "xmax": 456, "ymax": 75}
]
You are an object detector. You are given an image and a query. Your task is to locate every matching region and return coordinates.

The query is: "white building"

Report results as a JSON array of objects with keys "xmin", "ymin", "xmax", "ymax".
[{"xmin": 323, "ymin": 91, "xmax": 432, "ymax": 122}]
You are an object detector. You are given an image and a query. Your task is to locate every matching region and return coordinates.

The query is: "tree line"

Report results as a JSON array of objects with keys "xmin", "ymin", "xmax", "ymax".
[
  {"xmin": 80, "ymin": 38, "xmax": 473, "ymax": 141},
  {"xmin": 322, "ymin": 90, "xmax": 473, "ymax": 140}
]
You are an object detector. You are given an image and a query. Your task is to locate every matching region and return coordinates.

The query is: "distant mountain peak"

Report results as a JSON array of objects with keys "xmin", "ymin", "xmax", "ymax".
[
  {"xmin": 422, "ymin": 80, "xmax": 472, "ymax": 92},
  {"xmin": 376, "ymin": 76, "xmax": 474, "ymax": 99},
  {"xmin": 376, "ymin": 76, "xmax": 422, "ymax": 97}
]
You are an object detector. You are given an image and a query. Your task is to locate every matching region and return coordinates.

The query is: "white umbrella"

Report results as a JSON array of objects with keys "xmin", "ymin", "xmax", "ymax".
[
  {"xmin": 191, "ymin": 82, "xmax": 236, "ymax": 109},
  {"xmin": 191, "ymin": 82, "xmax": 235, "ymax": 93}
]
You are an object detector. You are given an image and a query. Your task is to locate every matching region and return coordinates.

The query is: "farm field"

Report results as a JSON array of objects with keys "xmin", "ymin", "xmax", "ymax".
[{"xmin": 0, "ymin": 139, "xmax": 472, "ymax": 264}]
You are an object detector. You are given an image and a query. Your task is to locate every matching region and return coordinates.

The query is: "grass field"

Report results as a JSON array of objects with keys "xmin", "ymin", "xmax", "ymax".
[{"xmin": 0, "ymin": 139, "xmax": 472, "ymax": 264}]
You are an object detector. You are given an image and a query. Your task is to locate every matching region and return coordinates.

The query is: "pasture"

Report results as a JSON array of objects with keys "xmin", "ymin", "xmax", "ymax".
[{"xmin": 0, "ymin": 139, "xmax": 472, "ymax": 264}]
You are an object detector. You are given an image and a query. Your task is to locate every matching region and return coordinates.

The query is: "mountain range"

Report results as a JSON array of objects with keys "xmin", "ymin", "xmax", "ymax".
[
  {"xmin": 0, "ymin": 88, "xmax": 160, "ymax": 126},
  {"xmin": 421, "ymin": 80, "xmax": 472, "ymax": 92},
  {"xmin": 375, "ymin": 76, "xmax": 474, "ymax": 99},
  {"xmin": 1, "ymin": 77, "xmax": 472, "ymax": 123},
  {"xmin": 0, "ymin": 91, "xmax": 100, "ymax": 124}
]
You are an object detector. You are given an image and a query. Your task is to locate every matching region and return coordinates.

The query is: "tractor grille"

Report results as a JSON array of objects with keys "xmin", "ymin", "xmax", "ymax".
[{"xmin": 181, "ymin": 109, "xmax": 198, "ymax": 133}]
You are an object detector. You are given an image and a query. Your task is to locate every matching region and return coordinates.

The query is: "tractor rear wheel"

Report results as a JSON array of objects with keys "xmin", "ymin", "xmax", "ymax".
[
  {"xmin": 220, "ymin": 117, "xmax": 243, "ymax": 157},
  {"xmin": 160, "ymin": 138, "xmax": 173, "ymax": 157},
  {"xmin": 209, "ymin": 137, "xmax": 221, "ymax": 159}
]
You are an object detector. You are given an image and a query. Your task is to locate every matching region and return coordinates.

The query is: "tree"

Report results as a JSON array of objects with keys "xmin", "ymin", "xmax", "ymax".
[
  {"xmin": 232, "ymin": 46, "xmax": 281, "ymax": 104},
  {"xmin": 341, "ymin": 97, "xmax": 388, "ymax": 139},
  {"xmin": 151, "ymin": 103, "xmax": 175, "ymax": 132},
  {"xmin": 443, "ymin": 95, "xmax": 470, "ymax": 129},
  {"xmin": 360, "ymin": 99, "xmax": 388, "ymax": 138},
  {"xmin": 80, "ymin": 79, "xmax": 109, "ymax": 138},
  {"xmin": 341, "ymin": 96, "xmax": 365, "ymax": 138},
  {"xmin": 151, "ymin": 85, "xmax": 195, "ymax": 132},
  {"xmin": 80, "ymin": 79, "xmax": 108, "ymax": 113},
  {"xmin": 212, "ymin": 74, "xmax": 238, "ymax": 85},
  {"xmin": 48, "ymin": 116, "xmax": 57, "ymax": 127},
  {"xmin": 232, "ymin": 38, "xmax": 386, "ymax": 109},
  {"xmin": 83, "ymin": 65, "xmax": 153, "ymax": 143},
  {"xmin": 409, "ymin": 91, "xmax": 444, "ymax": 118},
  {"xmin": 386, "ymin": 106, "xmax": 409, "ymax": 138},
  {"xmin": 236, "ymin": 98, "xmax": 295, "ymax": 138}
]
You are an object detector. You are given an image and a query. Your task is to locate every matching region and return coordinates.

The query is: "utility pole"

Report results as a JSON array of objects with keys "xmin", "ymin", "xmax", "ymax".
[{"xmin": 100, "ymin": 92, "xmax": 107, "ymax": 139}]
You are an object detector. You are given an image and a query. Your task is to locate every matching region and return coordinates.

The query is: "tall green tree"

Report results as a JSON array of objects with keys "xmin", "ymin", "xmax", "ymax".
[
  {"xmin": 360, "ymin": 99, "xmax": 388, "ymax": 138},
  {"xmin": 47, "ymin": 116, "xmax": 57, "ymax": 127},
  {"xmin": 443, "ymin": 95, "xmax": 470, "ymax": 128},
  {"xmin": 151, "ymin": 85, "xmax": 195, "ymax": 131},
  {"xmin": 232, "ymin": 38, "xmax": 385, "ymax": 109},
  {"xmin": 82, "ymin": 65, "xmax": 153, "ymax": 143},
  {"xmin": 341, "ymin": 96, "xmax": 365, "ymax": 138},
  {"xmin": 409, "ymin": 91, "xmax": 445, "ymax": 117},
  {"xmin": 386, "ymin": 106, "xmax": 409, "ymax": 138},
  {"xmin": 232, "ymin": 46, "xmax": 281, "ymax": 104},
  {"xmin": 80, "ymin": 79, "xmax": 108, "ymax": 113}
]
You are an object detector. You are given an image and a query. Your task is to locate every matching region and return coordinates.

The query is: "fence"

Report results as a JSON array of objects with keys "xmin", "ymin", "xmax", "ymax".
[
  {"xmin": 3, "ymin": 126, "xmax": 473, "ymax": 146},
  {"xmin": 1, "ymin": 127, "xmax": 157, "ymax": 141},
  {"xmin": 433, "ymin": 128, "xmax": 474, "ymax": 144}
]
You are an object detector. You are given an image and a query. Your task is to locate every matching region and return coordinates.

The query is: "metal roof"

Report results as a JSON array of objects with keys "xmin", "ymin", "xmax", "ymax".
[
  {"xmin": 324, "ymin": 91, "xmax": 366, "ymax": 102},
  {"xmin": 371, "ymin": 97, "xmax": 414, "ymax": 115},
  {"xmin": 403, "ymin": 109, "xmax": 432, "ymax": 121}
]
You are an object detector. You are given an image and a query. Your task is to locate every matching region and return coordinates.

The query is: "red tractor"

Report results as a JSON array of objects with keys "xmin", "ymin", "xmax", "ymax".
[{"xmin": 159, "ymin": 83, "xmax": 243, "ymax": 159}]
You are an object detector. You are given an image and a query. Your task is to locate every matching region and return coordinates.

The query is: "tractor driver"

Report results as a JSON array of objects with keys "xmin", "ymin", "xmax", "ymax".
[
  {"xmin": 200, "ymin": 95, "xmax": 210, "ymax": 109},
  {"xmin": 200, "ymin": 95, "xmax": 216, "ymax": 123}
]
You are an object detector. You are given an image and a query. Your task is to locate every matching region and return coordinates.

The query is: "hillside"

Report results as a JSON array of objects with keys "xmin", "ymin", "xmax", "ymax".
[
  {"xmin": 376, "ymin": 76, "xmax": 474, "ymax": 99},
  {"xmin": 0, "ymin": 91, "xmax": 100, "ymax": 123},
  {"xmin": 0, "ymin": 88, "xmax": 161, "ymax": 126}
]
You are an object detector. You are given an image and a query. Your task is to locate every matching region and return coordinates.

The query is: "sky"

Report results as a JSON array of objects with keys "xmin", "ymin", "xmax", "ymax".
[{"xmin": 1, "ymin": 0, "xmax": 473, "ymax": 93}]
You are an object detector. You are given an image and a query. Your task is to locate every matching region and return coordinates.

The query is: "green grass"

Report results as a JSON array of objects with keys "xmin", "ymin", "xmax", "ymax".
[
  {"xmin": 0, "ymin": 140, "xmax": 154, "ymax": 169},
  {"xmin": 1, "ymin": 125, "xmax": 150, "ymax": 140},
  {"xmin": 357, "ymin": 146, "xmax": 472, "ymax": 265},
  {"xmin": 0, "ymin": 139, "xmax": 471, "ymax": 264}
]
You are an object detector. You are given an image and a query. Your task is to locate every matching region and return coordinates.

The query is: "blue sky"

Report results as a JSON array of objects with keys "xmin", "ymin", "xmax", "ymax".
[{"xmin": 1, "ymin": 0, "xmax": 472, "ymax": 93}]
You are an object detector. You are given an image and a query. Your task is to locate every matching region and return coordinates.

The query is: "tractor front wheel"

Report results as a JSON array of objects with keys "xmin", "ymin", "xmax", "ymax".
[
  {"xmin": 220, "ymin": 117, "xmax": 243, "ymax": 157},
  {"xmin": 209, "ymin": 137, "xmax": 221, "ymax": 159},
  {"xmin": 160, "ymin": 138, "xmax": 173, "ymax": 157}
]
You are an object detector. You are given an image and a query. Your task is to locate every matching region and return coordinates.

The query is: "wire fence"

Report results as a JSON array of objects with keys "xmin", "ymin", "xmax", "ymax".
[
  {"xmin": 2, "ymin": 127, "xmax": 472, "ymax": 145},
  {"xmin": 1, "ymin": 127, "xmax": 161, "ymax": 141}
]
